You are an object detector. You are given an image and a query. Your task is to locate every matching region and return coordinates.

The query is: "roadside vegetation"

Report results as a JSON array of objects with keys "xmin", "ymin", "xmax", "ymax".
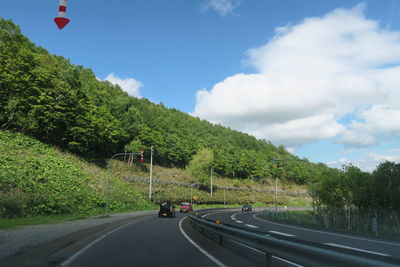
[
  {"xmin": 0, "ymin": 131, "xmax": 153, "ymax": 223},
  {"xmin": 0, "ymin": 130, "xmax": 309, "ymax": 229}
]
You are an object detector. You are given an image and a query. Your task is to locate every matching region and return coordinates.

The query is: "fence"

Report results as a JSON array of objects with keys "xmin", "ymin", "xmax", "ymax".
[
  {"xmin": 262, "ymin": 208, "xmax": 400, "ymax": 239},
  {"xmin": 188, "ymin": 210, "xmax": 400, "ymax": 267},
  {"xmin": 125, "ymin": 175, "xmax": 308, "ymax": 196}
]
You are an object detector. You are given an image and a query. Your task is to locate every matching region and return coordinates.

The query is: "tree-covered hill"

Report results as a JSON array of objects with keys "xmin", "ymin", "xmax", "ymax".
[{"xmin": 0, "ymin": 18, "xmax": 326, "ymax": 183}]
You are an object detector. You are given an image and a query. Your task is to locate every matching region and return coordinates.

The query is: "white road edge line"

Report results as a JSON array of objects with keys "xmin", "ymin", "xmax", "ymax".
[
  {"xmin": 245, "ymin": 224, "xmax": 259, "ymax": 228},
  {"xmin": 253, "ymin": 213, "xmax": 400, "ymax": 246},
  {"xmin": 179, "ymin": 217, "xmax": 226, "ymax": 267},
  {"xmin": 323, "ymin": 243, "xmax": 391, "ymax": 257},
  {"xmin": 269, "ymin": 230, "xmax": 295, "ymax": 237},
  {"xmin": 60, "ymin": 220, "xmax": 139, "ymax": 267}
]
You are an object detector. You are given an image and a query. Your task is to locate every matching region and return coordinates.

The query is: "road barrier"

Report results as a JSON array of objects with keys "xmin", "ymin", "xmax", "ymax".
[{"xmin": 188, "ymin": 210, "xmax": 400, "ymax": 267}]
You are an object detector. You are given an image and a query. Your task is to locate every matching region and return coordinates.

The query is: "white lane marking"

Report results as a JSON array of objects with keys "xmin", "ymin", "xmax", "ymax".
[
  {"xmin": 61, "ymin": 220, "xmax": 138, "ymax": 266},
  {"xmin": 179, "ymin": 217, "xmax": 226, "ymax": 267},
  {"xmin": 323, "ymin": 243, "xmax": 391, "ymax": 257},
  {"xmin": 253, "ymin": 213, "xmax": 400, "ymax": 246},
  {"xmin": 235, "ymin": 220, "xmax": 243, "ymax": 223},
  {"xmin": 203, "ymin": 211, "xmax": 226, "ymax": 218},
  {"xmin": 273, "ymin": 256, "xmax": 304, "ymax": 267},
  {"xmin": 229, "ymin": 239, "xmax": 303, "ymax": 267},
  {"xmin": 231, "ymin": 239, "xmax": 264, "ymax": 253},
  {"xmin": 245, "ymin": 224, "xmax": 259, "ymax": 228},
  {"xmin": 231, "ymin": 213, "xmax": 238, "ymax": 220},
  {"xmin": 269, "ymin": 231, "xmax": 295, "ymax": 237}
]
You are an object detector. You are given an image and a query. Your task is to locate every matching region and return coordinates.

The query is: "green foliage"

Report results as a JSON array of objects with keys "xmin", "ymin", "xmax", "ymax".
[
  {"xmin": 0, "ymin": 130, "xmax": 150, "ymax": 218},
  {"xmin": 186, "ymin": 149, "xmax": 214, "ymax": 187},
  {"xmin": 0, "ymin": 18, "xmax": 326, "ymax": 183},
  {"xmin": 307, "ymin": 162, "xmax": 400, "ymax": 215}
]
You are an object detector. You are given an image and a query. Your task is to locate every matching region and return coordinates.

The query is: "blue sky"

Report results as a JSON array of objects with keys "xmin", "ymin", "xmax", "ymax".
[{"xmin": 1, "ymin": 0, "xmax": 400, "ymax": 171}]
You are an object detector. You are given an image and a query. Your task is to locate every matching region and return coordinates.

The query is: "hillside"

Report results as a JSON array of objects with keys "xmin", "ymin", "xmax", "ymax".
[
  {"xmin": 0, "ymin": 130, "xmax": 310, "ymax": 219},
  {"xmin": 1, "ymin": 18, "xmax": 318, "ymax": 219},
  {"xmin": 0, "ymin": 18, "xmax": 330, "ymax": 184},
  {"xmin": 0, "ymin": 130, "xmax": 152, "ymax": 218}
]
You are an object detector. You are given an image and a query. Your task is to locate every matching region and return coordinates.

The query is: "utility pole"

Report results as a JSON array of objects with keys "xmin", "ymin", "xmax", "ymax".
[
  {"xmin": 271, "ymin": 157, "xmax": 311, "ymax": 213},
  {"xmin": 149, "ymin": 145, "xmax": 154, "ymax": 201},
  {"xmin": 107, "ymin": 152, "xmax": 142, "ymax": 215},
  {"xmin": 252, "ymin": 175, "xmax": 255, "ymax": 203},
  {"xmin": 224, "ymin": 188, "xmax": 226, "ymax": 206},
  {"xmin": 190, "ymin": 187, "xmax": 193, "ymax": 205},
  {"xmin": 272, "ymin": 157, "xmax": 278, "ymax": 213},
  {"xmin": 210, "ymin": 168, "xmax": 213, "ymax": 196}
]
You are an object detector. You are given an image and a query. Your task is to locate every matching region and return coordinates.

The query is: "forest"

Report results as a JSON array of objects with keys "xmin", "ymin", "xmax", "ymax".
[
  {"xmin": 1, "ymin": 18, "xmax": 399, "ymax": 218},
  {"xmin": 0, "ymin": 18, "xmax": 316, "ymax": 182}
]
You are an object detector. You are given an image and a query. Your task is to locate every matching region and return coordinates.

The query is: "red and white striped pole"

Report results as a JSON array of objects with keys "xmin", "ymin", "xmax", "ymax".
[
  {"xmin": 54, "ymin": 0, "xmax": 70, "ymax": 29},
  {"xmin": 140, "ymin": 151, "xmax": 144, "ymax": 162}
]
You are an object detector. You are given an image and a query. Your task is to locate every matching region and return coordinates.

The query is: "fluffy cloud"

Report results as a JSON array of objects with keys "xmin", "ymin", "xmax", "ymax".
[
  {"xmin": 193, "ymin": 4, "xmax": 400, "ymax": 148},
  {"xmin": 105, "ymin": 73, "xmax": 142, "ymax": 97},
  {"xmin": 326, "ymin": 151, "xmax": 400, "ymax": 172},
  {"xmin": 202, "ymin": 0, "xmax": 240, "ymax": 16}
]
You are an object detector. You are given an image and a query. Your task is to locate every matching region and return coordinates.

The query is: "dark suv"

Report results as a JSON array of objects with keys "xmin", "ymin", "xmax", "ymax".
[
  {"xmin": 242, "ymin": 204, "xmax": 252, "ymax": 212},
  {"xmin": 158, "ymin": 201, "xmax": 176, "ymax": 218}
]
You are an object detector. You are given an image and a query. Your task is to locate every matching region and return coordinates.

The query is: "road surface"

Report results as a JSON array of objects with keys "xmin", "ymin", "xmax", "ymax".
[{"xmin": 203, "ymin": 210, "xmax": 400, "ymax": 261}]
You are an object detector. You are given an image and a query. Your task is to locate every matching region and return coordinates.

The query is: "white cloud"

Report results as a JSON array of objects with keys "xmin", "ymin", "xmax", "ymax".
[
  {"xmin": 193, "ymin": 4, "xmax": 400, "ymax": 148},
  {"xmin": 339, "ymin": 104, "xmax": 400, "ymax": 147},
  {"xmin": 326, "ymin": 152, "xmax": 400, "ymax": 172},
  {"xmin": 105, "ymin": 73, "xmax": 143, "ymax": 97},
  {"xmin": 202, "ymin": 0, "xmax": 240, "ymax": 17}
]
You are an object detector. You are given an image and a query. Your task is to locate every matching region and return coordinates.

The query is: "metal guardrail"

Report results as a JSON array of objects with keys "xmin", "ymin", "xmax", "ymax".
[{"xmin": 188, "ymin": 210, "xmax": 400, "ymax": 267}]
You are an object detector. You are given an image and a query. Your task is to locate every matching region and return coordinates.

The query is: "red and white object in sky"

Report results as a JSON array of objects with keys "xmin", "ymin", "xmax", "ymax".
[{"xmin": 54, "ymin": 0, "xmax": 70, "ymax": 29}]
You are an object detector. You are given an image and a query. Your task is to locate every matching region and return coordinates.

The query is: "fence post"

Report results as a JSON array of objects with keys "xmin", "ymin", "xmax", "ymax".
[
  {"xmin": 371, "ymin": 215, "xmax": 378, "ymax": 237},
  {"xmin": 323, "ymin": 215, "xmax": 329, "ymax": 229},
  {"xmin": 265, "ymin": 253, "xmax": 272, "ymax": 267}
]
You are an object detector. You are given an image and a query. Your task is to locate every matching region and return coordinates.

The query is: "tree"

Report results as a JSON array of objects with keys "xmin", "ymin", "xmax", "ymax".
[{"xmin": 186, "ymin": 148, "xmax": 214, "ymax": 187}]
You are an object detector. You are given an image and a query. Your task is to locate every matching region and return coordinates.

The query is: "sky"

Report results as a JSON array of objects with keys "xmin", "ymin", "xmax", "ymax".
[{"xmin": 1, "ymin": 0, "xmax": 400, "ymax": 172}]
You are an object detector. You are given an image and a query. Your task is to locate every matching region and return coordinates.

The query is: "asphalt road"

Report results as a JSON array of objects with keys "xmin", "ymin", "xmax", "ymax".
[
  {"xmin": 0, "ymin": 211, "xmax": 269, "ymax": 267},
  {"xmin": 203, "ymin": 210, "xmax": 400, "ymax": 262},
  {"xmin": 3, "ymin": 209, "xmax": 398, "ymax": 267},
  {"xmin": 59, "ymin": 211, "xmax": 297, "ymax": 267},
  {"xmin": 59, "ymin": 213, "xmax": 217, "ymax": 267}
]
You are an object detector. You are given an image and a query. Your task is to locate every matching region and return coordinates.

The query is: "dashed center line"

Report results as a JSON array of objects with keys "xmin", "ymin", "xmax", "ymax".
[
  {"xmin": 245, "ymin": 224, "xmax": 258, "ymax": 228},
  {"xmin": 323, "ymin": 243, "xmax": 391, "ymax": 257},
  {"xmin": 236, "ymin": 220, "xmax": 243, "ymax": 223},
  {"xmin": 268, "ymin": 231, "xmax": 295, "ymax": 237}
]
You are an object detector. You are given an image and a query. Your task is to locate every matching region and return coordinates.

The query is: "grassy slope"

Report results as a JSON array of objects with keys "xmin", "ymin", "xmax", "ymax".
[
  {"xmin": 109, "ymin": 159, "xmax": 311, "ymax": 207},
  {"xmin": 0, "ymin": 130, "xmax": 310, "ymax": 228},
  {"xmin": 0, "ymin": 130, "xmax": 153, "ymax": 220}
]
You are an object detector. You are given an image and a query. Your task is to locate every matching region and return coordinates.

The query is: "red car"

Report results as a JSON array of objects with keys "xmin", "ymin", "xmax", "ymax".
[{"xmin": 179, "ymin": 202, "xmax": 193, "ymax": 213}]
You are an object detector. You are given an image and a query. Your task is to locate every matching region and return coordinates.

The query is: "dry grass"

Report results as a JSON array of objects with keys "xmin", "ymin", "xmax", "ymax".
[{"xmin": 107, "ymin": 160, "xmax": 311, "ymax": 206}]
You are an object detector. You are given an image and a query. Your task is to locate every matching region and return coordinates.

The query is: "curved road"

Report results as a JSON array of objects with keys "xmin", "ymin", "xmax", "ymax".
[
  {"xmin": 2, "ymin": 209, "xmax": 399, "ymax": 266},
  {"xmin": 203, "ymin": 210, "xmax": 400, "ymax": 261},
  {"xmin": 61, "ymin": 213, "xmax": 218, "ymax": 267}
]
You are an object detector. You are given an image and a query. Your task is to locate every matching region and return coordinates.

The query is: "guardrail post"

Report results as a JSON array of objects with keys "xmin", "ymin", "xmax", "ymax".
[{"xmin": 265, "ymin": 253, "xmax": 272, "ymax": 267}]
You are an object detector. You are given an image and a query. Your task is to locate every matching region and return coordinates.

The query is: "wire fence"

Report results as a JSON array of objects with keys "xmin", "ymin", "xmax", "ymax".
[
  {"xmin": 262, "ymin": 208, "xmax": 400, "ymax": 240},
  {"xmin": 125, "ymin": 175, "xmax": 308, "ymax": 196}
]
